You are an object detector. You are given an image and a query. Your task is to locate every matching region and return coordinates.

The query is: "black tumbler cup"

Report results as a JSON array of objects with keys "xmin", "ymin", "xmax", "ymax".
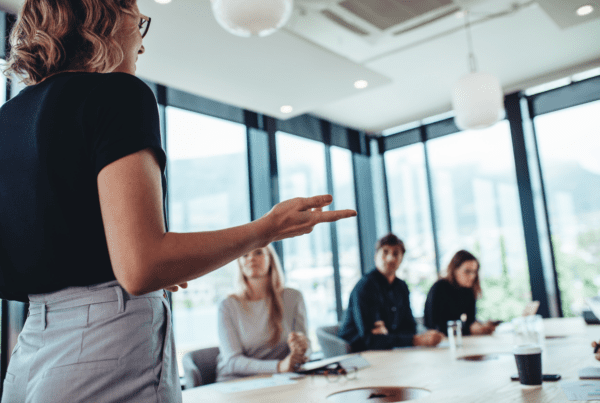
[{"xmin": 514, "ymin": 345, "xmax": 542, "ymax": 387}]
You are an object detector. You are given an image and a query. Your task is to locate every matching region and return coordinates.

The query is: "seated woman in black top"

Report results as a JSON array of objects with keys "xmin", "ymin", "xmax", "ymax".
[{"xmin": 424, "ymin": 250, "xmax": 498, "ymax": 336}]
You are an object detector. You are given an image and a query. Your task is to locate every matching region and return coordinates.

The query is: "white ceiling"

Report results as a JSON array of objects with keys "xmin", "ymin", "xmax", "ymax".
[{"xmin": 1, "ymin": 0, "xmax": 599, "ymax": 133}]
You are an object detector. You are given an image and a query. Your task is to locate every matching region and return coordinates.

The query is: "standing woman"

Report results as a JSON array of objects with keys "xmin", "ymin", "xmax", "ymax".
[
  {"xmin": 216, "ymin": 245, "xmax": 309, "ymax": 382},
  {"xmin": 424, "ymin": 250, "xmax": 498, "ymax": 337},
  {"xmin": 0, "ymin": 1, "xmax": 355, "ymax": 402}
]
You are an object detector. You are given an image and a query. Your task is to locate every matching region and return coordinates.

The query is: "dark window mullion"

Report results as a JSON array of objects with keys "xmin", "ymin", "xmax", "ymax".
[
  {"xmin": 421, "ymin": 127, "xmax": 441, "ymax": 274},
  {"xmin": 322, "ymin": 121, "xmax": 343, "ymax": 322}
]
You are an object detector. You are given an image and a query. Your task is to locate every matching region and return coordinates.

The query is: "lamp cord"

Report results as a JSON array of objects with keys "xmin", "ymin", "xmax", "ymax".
[{"xmin": 464, "ymin": 10, "xmax": 477, "ymax": 73}]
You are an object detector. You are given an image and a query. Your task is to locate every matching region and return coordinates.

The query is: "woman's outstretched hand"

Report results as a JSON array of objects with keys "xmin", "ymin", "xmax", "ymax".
[{"xmin": 259, "ymin": 195, "xmax": 356, "ymax": 244}]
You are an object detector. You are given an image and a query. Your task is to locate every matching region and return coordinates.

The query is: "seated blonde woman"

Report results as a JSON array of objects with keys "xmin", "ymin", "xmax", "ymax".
[{"xmin": 216, "ymin": 245, "xmax": 309, "ymax": 382}]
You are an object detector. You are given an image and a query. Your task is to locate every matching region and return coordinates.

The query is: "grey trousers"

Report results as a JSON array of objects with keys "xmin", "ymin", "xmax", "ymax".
[{"xmin": 1, "ymin": 281, "xmax": 182, "ymax": 403}]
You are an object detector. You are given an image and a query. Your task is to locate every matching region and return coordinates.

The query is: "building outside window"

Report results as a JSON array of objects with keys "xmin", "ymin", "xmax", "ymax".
[
  {"xmin": 534, "ymin": 100, "xmax": 600, "ymax": 316},
  {"xmin": 276, "ymin": 132, "xmax": 336, "ymax": 348},
  {"xmin": 426, "ymin": 121, "xmax": 531, "ymax": 321},
  {"xmin": 165, "ymin": 106, "xmax": 250, "ymax": 375}
]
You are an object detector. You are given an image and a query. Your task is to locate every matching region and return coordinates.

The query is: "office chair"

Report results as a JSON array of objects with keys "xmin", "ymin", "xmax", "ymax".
[
  {"xmin": 182, "ymin": 346, "xmax": 220, "ymax": 389},
  {"xmin": 316, "ymin": 325, "xmax": 351, "ymax": 358}
]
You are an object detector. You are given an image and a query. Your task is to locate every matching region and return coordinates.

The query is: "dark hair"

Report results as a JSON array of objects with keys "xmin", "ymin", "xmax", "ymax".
[
  {"xmin": 375, "ymin": 233, "xmax": 406, "ymax": 254},
  {"xmin": 445, "ymin": 250, "xmax": 482, "ymax": 299},
  {"xmin": 4, "ymin": 0, "xmax": 137, "ymax": 85}
]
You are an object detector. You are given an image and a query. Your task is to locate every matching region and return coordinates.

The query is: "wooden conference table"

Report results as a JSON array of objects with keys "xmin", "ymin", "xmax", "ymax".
[{"xmin": 183, "ymin": 318, "xmax": 600, "ymax": 403}]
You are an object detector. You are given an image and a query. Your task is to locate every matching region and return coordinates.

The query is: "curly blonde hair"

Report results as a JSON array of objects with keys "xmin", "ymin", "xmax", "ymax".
[{"xmin": 3, "ymin": 0, "xmax": 137, "ymax": 85}]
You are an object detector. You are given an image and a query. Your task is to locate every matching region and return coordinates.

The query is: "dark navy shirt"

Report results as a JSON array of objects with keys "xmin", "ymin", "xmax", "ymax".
[
  {"xmin": 424, "ymin": 278, "xmax": 477, "ymax": 336},
  {"xmin": 338, "ymin": 269, "xmax": 417, "ymax": 351},
  {"xmin": 0, "ymin": 72, "xmax": 167, "ymax": 302}
]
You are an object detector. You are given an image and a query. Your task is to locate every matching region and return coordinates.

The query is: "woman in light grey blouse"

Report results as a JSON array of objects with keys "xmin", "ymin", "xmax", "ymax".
[{"xmin": 216, "ymin": 245, "xmax": 309, "ymax": 382}]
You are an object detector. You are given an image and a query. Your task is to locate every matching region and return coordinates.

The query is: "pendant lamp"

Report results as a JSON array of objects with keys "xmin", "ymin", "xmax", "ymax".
[
  {"xmin": 211, "ymin": 0, "xmax": 294, "ymax": 37},
  {"xmin": 451, "ymin": 11, "xmax": 504, "ymax": 130}
]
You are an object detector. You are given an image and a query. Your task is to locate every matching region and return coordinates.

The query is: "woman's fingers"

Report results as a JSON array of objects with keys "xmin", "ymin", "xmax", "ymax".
[
  {"xmin": 265, "ymin": 195, "xmax": 357, "ymax": 244},
  {"xmin": 165, "ymin": 283, "xmax": 188, "ymax": 292},
  {"xmin": 313, "ymin": 209, "xmax": 357, "ymax": 223},
  {"xmin": 300, "ymin": 195, "xmax": 333, "ymax": 210}
]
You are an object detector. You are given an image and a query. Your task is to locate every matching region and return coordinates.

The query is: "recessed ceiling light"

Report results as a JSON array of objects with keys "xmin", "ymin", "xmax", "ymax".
[
  {"xmin": 455, "ymin": 10, "xmax": 465, "ymax": 19},
  {"xmin": 576, "ymin": 5, "xmax": 594, "ymax": 16},
  {"xmin": 155, "ymin": 0, "xmax": 172, "ymax": 4},
  {"xmin": 354, "ymin": 80, "xmax": 368, "ymax": 89},
  {"xmin": 280, "ymin": 105, "xmax": 293, "ymax": 114}
]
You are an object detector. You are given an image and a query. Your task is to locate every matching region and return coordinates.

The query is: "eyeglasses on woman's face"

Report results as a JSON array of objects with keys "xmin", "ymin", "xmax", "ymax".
[{"xmin": 139, "ymin": 14, "xmax": 151, "ymax": 38}]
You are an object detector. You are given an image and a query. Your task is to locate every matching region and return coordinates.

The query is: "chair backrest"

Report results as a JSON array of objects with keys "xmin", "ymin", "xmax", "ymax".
[
  {"xmin": 316, "ymin": 325, "xmax": 351, "ymax": 358},
  {"xmin": 182, "ymin": 346, "xmax": 220, "ymax": 389}
]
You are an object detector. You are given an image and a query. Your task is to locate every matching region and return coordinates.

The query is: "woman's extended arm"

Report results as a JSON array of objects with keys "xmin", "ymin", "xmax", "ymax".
[{"xmin": 98, "ymin": 149, "xmax": 356, "ymax": 295}]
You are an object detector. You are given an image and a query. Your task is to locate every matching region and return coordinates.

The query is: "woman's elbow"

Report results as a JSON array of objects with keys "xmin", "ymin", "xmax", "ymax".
[{"xmin": 113, "ymin": 258, "xmax": 158, "ymax": 296}]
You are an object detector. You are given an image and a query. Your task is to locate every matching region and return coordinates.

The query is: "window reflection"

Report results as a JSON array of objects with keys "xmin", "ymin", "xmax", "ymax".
[
  {"xmin": 426, "ymin": 121, "xmax": 531, "ymax": 321},
  {"xmin": 534, "ymin": 100, "xmax": 600, "ymax": 316},
  {"xmin": 166, "ymin": 107, "xmax": 250, "ymax": 375},
  {"xmin": 276, "ymin": 132, "xmax": 336, "ymax": 347},
  {"xmin": 384, "ymin": 143, "xmax": 436, "ymax": 317}
]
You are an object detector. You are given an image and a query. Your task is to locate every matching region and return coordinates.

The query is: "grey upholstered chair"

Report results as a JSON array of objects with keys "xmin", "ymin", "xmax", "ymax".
[
  {"xmin": 316, "ymin": 325, "xmax": 351, "ymax": 358},
  {"xmin": 182, "ymin": 346, "xmax": 220, "ymax": 389}
]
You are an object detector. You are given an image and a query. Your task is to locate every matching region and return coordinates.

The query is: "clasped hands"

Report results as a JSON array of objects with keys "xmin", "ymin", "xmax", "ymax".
[
  {"xmin": 470, "ymin": 320, "xmax": 497, "ymax": 335},
  {"xmin": 278, "ymin": 332, "xmax": 309, "ymax": 373}
]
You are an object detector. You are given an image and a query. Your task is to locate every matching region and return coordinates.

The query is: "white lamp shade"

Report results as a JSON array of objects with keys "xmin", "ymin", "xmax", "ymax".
[
  {"xmin": 452, "ymin": 72, "xmax": 504, "ymax": 130},
  {"xmin": 211, "ymin": 0, "xmax": 294, "ymax": 37}
]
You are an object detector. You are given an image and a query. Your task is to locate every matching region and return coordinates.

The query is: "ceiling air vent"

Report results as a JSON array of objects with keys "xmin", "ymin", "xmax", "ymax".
[
  {"xmin": 321, "ymin": 9, "xmax": 371, "ymax": 36},
  {"xmin": 339, "ymin": 0, "xmax": 455, "ymax": 30},
  {"xmin": 392, "ymin": 6, "xmax": 460, "ymax": 36}
]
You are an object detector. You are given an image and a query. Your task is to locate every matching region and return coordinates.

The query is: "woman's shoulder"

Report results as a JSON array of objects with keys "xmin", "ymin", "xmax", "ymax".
[
  {"xmin": 219, "ymin": 294, "xmax": 243, "ymax": 310},
  {"xmin": 282, "ymin": 287, "xmax": 304, "ymax": 302},
  {"xmin": 88, "ymin": 72, "xmax": 155, "ymax": 99},
  {"xmin": 430, "ymin": 278, "xmax": 453, "ymax": 292}
]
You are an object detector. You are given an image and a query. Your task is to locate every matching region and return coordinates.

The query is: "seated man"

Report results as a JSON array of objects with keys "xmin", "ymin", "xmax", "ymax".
[{"xmin": 338, "ymin": 233, "xmax": 443, "ymax": 352}]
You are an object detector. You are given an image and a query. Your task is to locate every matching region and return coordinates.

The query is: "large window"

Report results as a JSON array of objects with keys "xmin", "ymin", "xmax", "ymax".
[
  {"xmin": 426, "ymin": 121, "xmax": 531, "ymax": 321},
  {"xmin": 384, "ymin": 143, "xmax": 437, "ymax": 317},
  {"xmin": 534, "ymin": 100, "xmax": 600, "ymax": 317},
  {"xmin": 166, "ymin": 107, "xmax": 250, "ymax": 374},
  {"xmin": 276, "ymin": 132, "xmax": 335, "ymax": 348},
  {"xmin": 330, "ymin": 146, "xmax": 361, "ymax": 311}
]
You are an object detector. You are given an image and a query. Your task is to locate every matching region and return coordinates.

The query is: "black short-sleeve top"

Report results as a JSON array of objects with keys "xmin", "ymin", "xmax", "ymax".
[{"xmin": 0, "ymin": 72, "xmax": 167, "ymax": 302}]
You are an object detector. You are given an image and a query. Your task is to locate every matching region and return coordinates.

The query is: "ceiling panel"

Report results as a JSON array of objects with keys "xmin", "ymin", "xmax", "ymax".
[{"xmin": 1, "ymin": 0, "xmax": 599, "ymax": 132}]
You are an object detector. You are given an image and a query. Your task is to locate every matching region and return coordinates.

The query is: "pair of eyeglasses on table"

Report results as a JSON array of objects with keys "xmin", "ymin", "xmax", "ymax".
[{"xmin": 309, "ymin": 363, "xmax": 359, "ymax": 382}]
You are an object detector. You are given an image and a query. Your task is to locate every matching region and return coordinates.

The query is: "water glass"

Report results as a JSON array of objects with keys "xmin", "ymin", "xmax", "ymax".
[
  {"xmin": 447, "ymin": 319, "xmax": 463, "ymax": 350},
  {"xmin": 512, "ymin": 315, "xmax": 544, "ymax": 347}
]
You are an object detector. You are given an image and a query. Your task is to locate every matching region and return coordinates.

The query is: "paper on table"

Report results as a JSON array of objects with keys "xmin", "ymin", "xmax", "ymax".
[
  {"xmin": 561, "ymin": 380, "xmax": 600, "ymax": 401},
  {"xmin": 206, "ymin": 376, "xmax": 297, "ymax": 394},
  {"xmin": 579, "ymin": 367, "xmax": 600, "ymax": 380}
]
